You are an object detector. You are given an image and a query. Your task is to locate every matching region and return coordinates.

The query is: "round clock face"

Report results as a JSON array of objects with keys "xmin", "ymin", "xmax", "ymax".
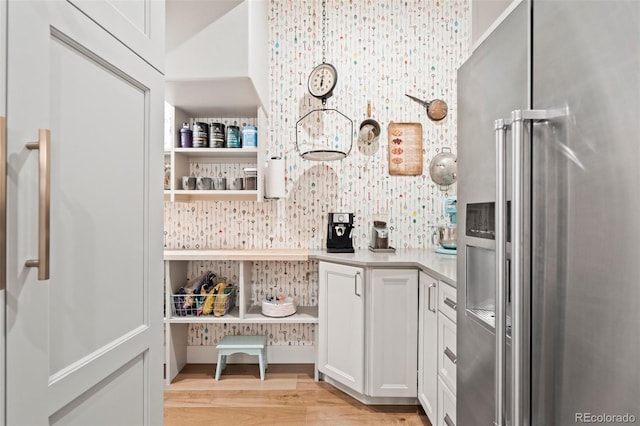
[{"xmin": 308, "ymin": 63, "xmax": 337, "ymax": 100}]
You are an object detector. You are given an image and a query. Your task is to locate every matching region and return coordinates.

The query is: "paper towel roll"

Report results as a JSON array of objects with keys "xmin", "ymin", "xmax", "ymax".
[{"xmin": 264, "ymin": 157, "xmax": 285, "ymax": 199}]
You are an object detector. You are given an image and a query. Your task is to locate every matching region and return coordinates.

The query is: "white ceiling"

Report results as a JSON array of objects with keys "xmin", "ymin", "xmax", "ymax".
[{"xmin": 165, "ymin": 0, "xmax": 243, "ymax": 53}]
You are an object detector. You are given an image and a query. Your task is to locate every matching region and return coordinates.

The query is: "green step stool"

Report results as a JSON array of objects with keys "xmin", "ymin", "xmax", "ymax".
[{"xmin": 215, "ymin": 335, "xmax": 268, "ymax": 381}]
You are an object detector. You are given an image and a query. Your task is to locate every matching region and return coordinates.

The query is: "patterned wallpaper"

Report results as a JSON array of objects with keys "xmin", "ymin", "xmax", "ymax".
[{"xmin": 164, "ymin": 0, "xmax": 470, "ymax": 348}]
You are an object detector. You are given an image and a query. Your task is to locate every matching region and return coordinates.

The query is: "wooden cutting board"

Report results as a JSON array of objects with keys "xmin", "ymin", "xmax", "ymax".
[{"xmin": 388, "ymin": 122, "xmax": 423, "ymax": 176}]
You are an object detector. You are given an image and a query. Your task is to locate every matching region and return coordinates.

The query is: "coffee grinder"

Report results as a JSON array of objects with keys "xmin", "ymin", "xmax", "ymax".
[
  {"xmin": 368, "ymin": 213, "xmax": 396, "ymax": 252},
  {"xmin": 326, "ymin": 212, "xmax": 355, "ymax": 253}
]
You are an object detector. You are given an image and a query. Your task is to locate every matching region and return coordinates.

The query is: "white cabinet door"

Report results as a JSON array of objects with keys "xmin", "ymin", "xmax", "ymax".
[
  {"xmin": 438, "ymin": 313, "xmax": 457, "ymax": 393},
  {"xmin": 5, "ymin": 1, "xmax": 164, "ymax": 424},
  {"xmin": 368, "ymin": 269, "xmax": 418, "ymax": 398},
  {"xmin": 67, "ymin": 0, "xmax": 165, "ymax": 72},
  {"xmin": 418, "ymin": 271, "xmax": 438, "ymax": 423},
  {"xmin": 318, "ymin": 261, "xmax": 365, "ymax": 394}
]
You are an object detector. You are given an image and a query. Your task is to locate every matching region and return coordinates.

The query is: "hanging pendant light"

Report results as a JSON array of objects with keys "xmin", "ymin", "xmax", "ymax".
[{"xmin": 295, "ymin": 0, "xmax": 353, "ymax": 161}]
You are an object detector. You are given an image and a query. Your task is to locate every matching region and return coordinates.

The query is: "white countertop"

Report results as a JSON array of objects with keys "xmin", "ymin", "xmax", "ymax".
[
  {"xmin": 309, "ymin": 249, "xmax": 457, "ymax": 286},
  {"xmin": 163, "ymin": 248, "xmax": 457, "ymax": 287}
]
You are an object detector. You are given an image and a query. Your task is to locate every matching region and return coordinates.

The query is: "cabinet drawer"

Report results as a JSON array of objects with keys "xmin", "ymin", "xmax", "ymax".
[
  {"xmin": 438, "ymin": 313, "xmax": 457, "ymax": 393},
  {"xmin": 438, "ymin": 376, "xmax": 457, "ymax": 426},
  {"xmin": 438, "ymin": 282, "xmax": 457, "ymax": 323}
]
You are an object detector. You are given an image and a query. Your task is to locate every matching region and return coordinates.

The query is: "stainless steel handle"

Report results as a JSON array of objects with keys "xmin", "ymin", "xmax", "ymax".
[
  {"xmin": 0, "ymin": 116, "xmax": 5, "ymax": 290},
  {"xmin": 427, "ymin": 282, "xmax": 436, "ymax": 313},
  {"xmin": 444, "ymin": 347, "xmax": 457, "ymax": 364},
  {"xmin": 511, "ymin": 110, "xmax": 525, "ymax": 426},
  {"xmin": 510, "ymin": 108, "xmax": 566, "ymax": 426},
  {"xmin": 443, "ymin": 297, "xmax": 456, "ymax": 310},
  {"xmin": 25, "ymin": 129, "xmax": 50, "ymax": 280},
  {"xmin": 354, "ymin": 271, "xmax": 361, "ymax": 297},
  {"xmin": 444, "ymin": 413, "xmax": 455, "ymax": 426},
  {"xmin": 494, "ymin": 118, "xmax": 508, "ymax": 426}
]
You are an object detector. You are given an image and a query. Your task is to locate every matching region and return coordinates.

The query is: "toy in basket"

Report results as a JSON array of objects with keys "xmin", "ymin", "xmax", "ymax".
[
  {"xmin": 261, "ymin": 295, "xmax": 297, "ymax": 317},
  {"xmin": 172, "ymin": 273, "xmax": 236, "ymax": 317}
]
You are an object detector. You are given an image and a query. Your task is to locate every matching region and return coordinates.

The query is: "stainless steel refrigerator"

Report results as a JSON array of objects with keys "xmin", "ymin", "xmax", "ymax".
[{"xmin": 457, "ymin": 1, "xmax": 640, "ymax": 425}]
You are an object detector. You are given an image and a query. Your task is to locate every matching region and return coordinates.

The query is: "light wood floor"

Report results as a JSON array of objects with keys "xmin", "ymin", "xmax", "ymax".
[{"xmin": 164, "ymin": 364, "xmax": 431, "ymax": 426}]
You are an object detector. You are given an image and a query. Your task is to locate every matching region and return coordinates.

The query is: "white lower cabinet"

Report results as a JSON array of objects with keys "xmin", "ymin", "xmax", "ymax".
[
  {"xmin": 418, "ymin": 271, "xmax": 439, "ymax": 423},
  {"xmin": 318, "ymin": 261, "xmax": 365, "ymax": 394},
  {"xmin": 318, "ymin": 262, "xmax": 418, "ymax": 401},
  {"xmin": 368, "ymin": 269, "xmax": 418, "ymax": 398},
  {"xmin": 419, "ymin": 271, "xmax": 457, "ymax": 425}
]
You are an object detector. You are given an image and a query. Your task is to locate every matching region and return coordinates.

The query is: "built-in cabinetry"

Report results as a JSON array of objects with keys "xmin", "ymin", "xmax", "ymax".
[
  {"xmin": 163, "ymin": 249, "xmax": 316, "ymax": 385},
  {"xmin": 164, "ymin": 0, "xmax": 270, "ymax": 203},
  {"xmin": 418, "ymin": 271, "xmax": 457, "ymax": 426},
  {"xmin": 164, "ymin": 107, "xmax": 267, "ymax": 202},
  {"xmin": 318, "ymin": 261, "xmax": 418, "ymax": 403}
]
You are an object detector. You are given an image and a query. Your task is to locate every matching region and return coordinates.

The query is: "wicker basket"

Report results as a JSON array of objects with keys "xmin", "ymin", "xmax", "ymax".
[{"xmin": 261, "ymin": 296, "xmax": 297, "ymax": 317}]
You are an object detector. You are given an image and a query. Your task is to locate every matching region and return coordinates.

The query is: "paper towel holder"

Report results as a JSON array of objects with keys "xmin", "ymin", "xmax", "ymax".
[{"xmin": 264, "ymin": 156, "xmax": 286, "ymax": 199}]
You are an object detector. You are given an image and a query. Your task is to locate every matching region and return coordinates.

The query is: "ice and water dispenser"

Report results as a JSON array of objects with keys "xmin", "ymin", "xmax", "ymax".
[{"xmin": 465, "ymin": 202, "xmax": 510, "ymax": 331}]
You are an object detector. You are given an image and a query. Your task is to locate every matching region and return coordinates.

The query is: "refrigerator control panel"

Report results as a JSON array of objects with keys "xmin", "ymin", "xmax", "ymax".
[{"xmin": 466, "ymin": 202, "xmax": 511, "ymax": 241}]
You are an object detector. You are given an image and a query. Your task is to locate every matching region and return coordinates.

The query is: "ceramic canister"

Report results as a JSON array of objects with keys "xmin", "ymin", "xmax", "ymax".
[
  {"xmin": 209, "ymin": 122, "xmax": 225, "ymax": 148},
  {"xmin": 242, "ymin": 125, "xmax": 257, "ymax": 148}
]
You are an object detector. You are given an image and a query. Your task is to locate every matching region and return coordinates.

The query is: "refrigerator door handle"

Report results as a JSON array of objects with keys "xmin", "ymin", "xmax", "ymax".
[
  {"xmin": 494, "ymin": 118, "xmax": 509, "ymax": 426},
  {"xmin": 0, "ymin": 116, "xmax": 5, "ymax": 290},
  {"xmin": 509, "ymin": 108, "xmax": 568, "ymax": 426}
]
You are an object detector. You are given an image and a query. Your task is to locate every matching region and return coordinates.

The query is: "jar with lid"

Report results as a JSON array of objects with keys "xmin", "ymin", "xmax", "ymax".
[{"xmin": 242, "ymin": 125, "xmax": 257, "ymax": 148}]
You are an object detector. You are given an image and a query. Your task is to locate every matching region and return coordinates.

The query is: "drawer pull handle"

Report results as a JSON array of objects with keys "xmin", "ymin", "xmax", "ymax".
[
  {"xmin": 444, "ymin": 413, "xmax": 455, "ymax": 426},
  {"xmin": 444, "ymin": 297, "xmax": 457, "ymax": 310},
  {"xmin": 445, "ymin": 347, "xmax": 457, "ymax": 364}
]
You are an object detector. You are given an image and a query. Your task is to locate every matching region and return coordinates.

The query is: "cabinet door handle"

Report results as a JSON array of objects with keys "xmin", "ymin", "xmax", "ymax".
[
  {"xmin": 444, "ymin": 413, "xmax": 455, "ymax": 426},
  {"xmin": 25, "ymin": 129, "xmax": 51, "ymax": 280},
  {"xmin": 354, "ymin": 271, "xmax": 361, "ymax": 297},
  {"xmin": 427, "ymin": 282, "xmax": 436, "ymax": 313},
  {"xmin": 444, "ymin": 297, "xmax": 457, "ymax": 310},
  {"xmin": 444, "ymin": 347, "xmax": 457, "ymax": 364},
  {"xmin": 0, "ymin": 116, "xmax": 5, "ymax": 290}
]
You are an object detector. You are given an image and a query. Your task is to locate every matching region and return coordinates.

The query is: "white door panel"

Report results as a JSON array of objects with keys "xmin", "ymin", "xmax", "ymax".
[{"xmin": 6, "ymin": 1, "xmax": 163, "ymax": 424}]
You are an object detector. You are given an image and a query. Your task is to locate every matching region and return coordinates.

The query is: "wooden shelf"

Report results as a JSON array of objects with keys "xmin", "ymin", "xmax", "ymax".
[
  {"xmin": 164, "ymin": 249, "xmax": 309, "ymax": 261},
  {"xmin": 174, "ymin": 147, "xmax": 258, "ymax": 159},
  {"xmin": 166, "ymin": 306, "xmax": 318, "ymax": 324},
  {"xmin": 244, "ymin": 305, "xmax": 318, "ymax": 324},
  {"xmin": 172, "ymin": 189, "xmax": 258, "ymax": 202}
]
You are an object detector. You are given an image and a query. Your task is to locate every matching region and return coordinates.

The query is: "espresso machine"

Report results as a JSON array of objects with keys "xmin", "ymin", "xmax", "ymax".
[{"xmin": 326, "ymin": 212, "xmax": 355, "ymax": 253}]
